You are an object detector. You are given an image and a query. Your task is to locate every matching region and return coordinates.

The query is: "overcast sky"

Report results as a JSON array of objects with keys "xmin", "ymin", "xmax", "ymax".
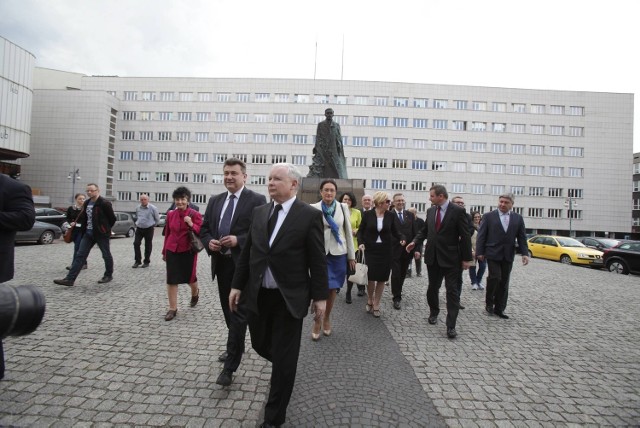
[{"xmin": 2, "ymin": 0, "xmax": 638, "ymax": 151}]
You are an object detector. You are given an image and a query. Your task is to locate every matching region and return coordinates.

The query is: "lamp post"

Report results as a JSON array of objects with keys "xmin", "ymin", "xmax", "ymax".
[
  {"xmin": 564, "ymin": 197, "xmax": 578, "ymax": 237},
  {"xmin": 68, "ymin": 167, "xmax": 81, "ymax": 204}
]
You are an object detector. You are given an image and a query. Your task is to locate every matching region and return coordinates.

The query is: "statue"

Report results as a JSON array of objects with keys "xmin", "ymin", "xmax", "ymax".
[{"xmin": 307, "ymin": 108, "xmax": 348, "ymax": 179}]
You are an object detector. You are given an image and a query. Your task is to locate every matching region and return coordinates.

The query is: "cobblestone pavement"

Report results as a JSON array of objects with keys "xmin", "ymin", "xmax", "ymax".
[{"xmin": 1, "ymin": 233, "xmax": 639, "ymax": 427}]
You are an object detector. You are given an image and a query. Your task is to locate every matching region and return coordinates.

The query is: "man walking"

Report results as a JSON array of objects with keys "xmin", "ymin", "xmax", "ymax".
[
  {"xmin": 360, "ymin": 194, "xmax": 373, "ymax": 212},
  {"xmin": 390, "ymin": 193, "xmax": 418, "ymax": 310},
  {"xmin": 132, "ymin": 194, "xmax": 159, "ymax": 268},
  {"xmin": 200, "ymin": 158, "xmax": 266, "ymax": 387},
  {"xmin": 476, "ymin": 193, "xmax": 529, "ymax": 319},
  {"xmin": 54, "ymin": 183, "xmax": 116, "ymax": 286},
  {"xmin": 406, "ymin": 185, "xmax": 472, "ymax": 339},
  {"xmin": 406, "ymin": 207, "xmax": 424, "ymax": 277},
  {"xmin": 230, "ymin": 163, "xmax": 327, "ymax": 427}
]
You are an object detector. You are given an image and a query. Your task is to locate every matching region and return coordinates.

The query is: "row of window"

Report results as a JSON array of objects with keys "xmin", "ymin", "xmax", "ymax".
[
  {"xmin": 116, "ymin": 91, "xmax": 586, "ymax": 116},
  {"xmin": 118, "ymin": 152, "xmax": 295, "ymax": 164}
]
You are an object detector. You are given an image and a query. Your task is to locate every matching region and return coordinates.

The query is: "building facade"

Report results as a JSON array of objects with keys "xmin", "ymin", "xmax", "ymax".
[
  {"xmin": 23, "ymin": 68, "xmax": 634, "ymax": 237},
  {"xmin": 633, "ymin": 152, "xmax": 640, "ymax": 237}
]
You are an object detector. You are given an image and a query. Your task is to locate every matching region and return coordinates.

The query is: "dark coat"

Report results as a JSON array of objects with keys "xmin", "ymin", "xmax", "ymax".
[
  {"xmin": 391, "ymin": 210, "xmax": 418, "ymax": 258},
  {"xmin": 77, "ymin": 196, "xmax": 116, "ymax": 236},
  {"xmin": 357, "ymin": 209, "xmax": 405, "ymax": 247},
  {"xmin": 476, "ymin": 210, "xmax": 528, "ymax": 262}
]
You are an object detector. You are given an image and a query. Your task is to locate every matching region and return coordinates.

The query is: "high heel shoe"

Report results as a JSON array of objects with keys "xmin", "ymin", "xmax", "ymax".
[
  {"xmin": 190, "ymin": 289, "xmax": 200, "ymax": 307},
  {"xmin": 323, "ymin": 319, "xmax": 332, "ymax": 336},
  {"xmin": 366, "ymin": 302, "xmax": 373, "ymax": 313},
  {"xmin": 311, "ymin": 319, "xmax": 322, "ymax": 341},
  {"xmin": 164, "ymin": 309, "xmax": 177, "ymax": 321}
]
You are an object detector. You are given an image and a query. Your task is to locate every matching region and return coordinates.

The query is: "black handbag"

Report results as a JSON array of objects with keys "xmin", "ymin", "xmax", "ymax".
[{"xmin": 188, "ymin": 229, "xmax": 204, "ymax": 253}]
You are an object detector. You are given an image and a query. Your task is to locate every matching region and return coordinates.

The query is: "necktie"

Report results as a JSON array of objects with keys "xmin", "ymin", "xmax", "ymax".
[
  {"xmin": 218, "ymin": 194, "xmax": 235, "ymax": 238},
  {"xmin": 435, "ymin": 206, "xmax": 442, "ymax": 231},
  {"xmin": 398, "ymin": 212, "xmax": 404, "ymax": 224},
  {"xmin": 502, "ymin": 212, "xmax": 510, "ymax": 232},
  {"xmin": 267, "ymin": 204, "xmax": 282, "ymax": 238}
]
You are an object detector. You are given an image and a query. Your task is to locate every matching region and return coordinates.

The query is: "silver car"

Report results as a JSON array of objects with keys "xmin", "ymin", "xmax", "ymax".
[
  {"xmin": 15, "ymin": 220, "xmax": 63, "ymax": 244},
  {"xmin": 111, "ymin": 212, "xmax": 136, "ymax": 237}
]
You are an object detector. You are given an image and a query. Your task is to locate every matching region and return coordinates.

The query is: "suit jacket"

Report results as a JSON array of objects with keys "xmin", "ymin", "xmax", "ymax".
[
  {"xmin": 231, "ymin": 198, "xmax": 328, "ymax": 319},
  {"xmin": 0, "ymin": 175, "xmax": 36, "ymax": 283},
  {"xmin": 310, "ymin": 201, "xmax": 355, "ymax": 259},
  {"xmin": 391, "ymin": 210, "xmax": 418, "ymax": 258},
  {"xmin": 200, "ymin": 187, "xmax": 266, "ymax": 270},
  {"xmin": 413, "ymin": 202, "xmax": 472, "ymax": 269},
  {"xmin": 476, "ymin": 210, "xmax": 528, "ymax": 262},
  {"xmin": 357, "ymin": 210, "xmax": 405, "ymax": 247},
  {"xmin": 413, "ymin": 216, "xmax": 425, "ymax": 253}
]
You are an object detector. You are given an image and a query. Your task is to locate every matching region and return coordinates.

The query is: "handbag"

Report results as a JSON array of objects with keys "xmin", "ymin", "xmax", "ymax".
[
  {"xmin": 348, "ymin": 250, "xmax": 368, "ymax": 285},
  {"xmin": 188, "ymin": 229, "xmax": 204, "ymax": 253},
  {"xmin": 63, "ymin": 206, "xmax": 85, "ymax": 243}
]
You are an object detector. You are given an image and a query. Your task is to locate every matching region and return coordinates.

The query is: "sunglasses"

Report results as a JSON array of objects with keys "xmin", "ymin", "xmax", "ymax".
[{"xmin": 385, "ymin": 200, "xmax": 391, "ymax": 204}]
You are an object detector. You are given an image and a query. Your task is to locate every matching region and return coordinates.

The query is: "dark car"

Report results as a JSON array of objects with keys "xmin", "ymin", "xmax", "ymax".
[
  {"xmin": 575, "ymin": 237, "xmax": 623, "ymax": 251},
  {"xmin": 35, "ymin": 207, "xmax": 67, "ymax": 228},
  {"xmin": 603, "ymin": 241, "xmax": 640, "ymax": 275},
  {"xmin": 15, "ymin": 220, "xmax": 62, "ymax": 244}
]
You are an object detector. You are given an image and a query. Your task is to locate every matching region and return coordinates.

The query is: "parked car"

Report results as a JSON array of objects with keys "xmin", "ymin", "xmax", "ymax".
[
  {"xmin": 603, "ymin": 241, "xmax": 640, "ymax": 275},
  {"xmin": 15, "ymin": 220, "xmax": 62, "ymax": 244},
  {"xmin": 575, "ymin": 237, "xmax": 623, "ymax": 251},
  {"xmin": 157, "ymin": 214, "xmax": 166, "ymax": 227},
  {"xmin": 35, "ymin": 207, "xmax": 67, "ymax": 228},
  {"xmin": 111, "ymin": 212, "xmax": 136, "ymax": 237},
  {"xmin": 527, "ymin": 235, "xmax": 603, "ymax": 267}
]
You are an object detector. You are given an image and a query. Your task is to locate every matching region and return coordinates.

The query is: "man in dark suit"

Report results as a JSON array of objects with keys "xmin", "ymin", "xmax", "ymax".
[
  {"xmin": 230, "ymin": 163, "xmax": 328, "ymax": 428},
  {"xmin": 0, "ymin": 173, "xmax": 36, "ymax": 380},
  {"xmin": 476, "ymin": 193, "xmax": 529, "ymax": 319},
  {"xmin": 200, "ymin": 158, "xmax": 266, "ymax": 387},
  {"xmin": 406, "ymin": 207, "xmax": 424, "ymax": 277},
  {"xmin": 406, "ymin": 185, "xmax": 472, "ymax": 339},
  {"xmin": 390, "ymin": 193, "xmax": 418, "ymax": 310}
]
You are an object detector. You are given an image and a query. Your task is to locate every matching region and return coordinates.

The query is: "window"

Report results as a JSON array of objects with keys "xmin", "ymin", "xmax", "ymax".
[
  {"xmin": 140, "ymin": 131, "xmax": 153, "ymax": 141},
  {"xmin": 118, "ymin": 191, "xmax": 132, "ymax": 201},
  {"xmin": 216, "ymin": 112, "xmax": 230, "ymax": 122},
  {"xmin": 352, "ymin": 137, "xmax": 367, "ymax": 147},
  {"xmin": 414, "ymin": 98, "xmax": 428, "ymax": 108},
  {"xmin": 118, "ymin": 171, "xmax": 132, "ymax": 181},
  {"xmin": 455, "ymin": 100, "xmax": 467, "ymax": 110},
  {"xmin": 154, "ymin": 193, "xmax": 169, "ymax": 203},
  {"xmin": 433, "ymin": 119, "xmax": 448, "ymax": 129},
  {"xmin": 391, "ymin": 180, "xmax": 407, "ymax": 190},
  {"xmin": 140, "ymin": 112, "xmax": 155, "ymax": 121},
  {"xmin": 492, "ymin": 185, "xmax": 505, "ymax": 195},
  {"xmin": 432, "ymin": 161, "xmax": 447, "ymax": 171},
  {"xmin": 352, "ymin": 157, "xmax": 367, "ymax": 167},
  {"xmin": 412, "ymin": 160, "xmax": 428, "ymax": 170},
  {"xmin": 433, "ymin": 140, "xmax": 447, "ymax": 150},
  {"xmin": 213, "ymin": 154, "xmax": 227, "ymax": 163},
  {"xmin": 548, "ymin": 188, "xmax": 563, "ymax": 197},
  {"xmin": 160, "ymin": 92, "xmax": 174, "ymax": 101},
  {"xmin": 250, "ymin": 176, "xmax": 267, "ymax": 185},
  {"xmin": 275, "ymin": 93, "xmax": 289, "ymax": 103},
  {"xmin": 452, "ymin": 141, "xmax": 466, "ymax": 151},
  {"xmin": 119, "ymin": 151, "xmax": 133, "ymax": 160},
  {"xmin": 530, "ymin": 145, "xmax": 544, "ymax": 155},
  {"xmin": 199, "ymin": 92, "xmax": 213, "ymax": 102},
  {"xmin": 194, "ymin": 153, "xmax": 208, "ymax": 162},
  {"xmin": 137, "ymin": 172, "xmax": 150, "ymax": 181},
  {"xmin": 178, "ymin": 112, "xmax": 192, "ymax": 121},
  {"xmin": 471, "ymin": 122, "xmax": 486, "ymax": 131},
  {"xmin": 633, "ymin": 199, "xmax": 640, "ymax": 210},
  {"xmin": 232, "ymin": 153, "xmax": 247, "ymax": 163},
  {"xmin": 511, "ymin": 186, "xmax": 525, "ymax": 195},
  {"xmin": 174, "ymin": 173, "xmax": 188, "ymax": 183},
  {"xmin": 195, "ymin": 132, "xmax": 209, "ymax": 142},
  {"xmin": 512, "ymin": 144, "xmax": 525, "ymax": 154},
  {"xmin": 492, "ymin": 102, "xmax": 507, "ymax": 112},
  {"xmin": 175, "ymin": 152, "xmax": 189, "ymax": 162},
  {"xmin": 569, "ymin": 127, "xmax": 584, "ymax": 137},
  {"xmin": 292, "ymin": 155, "xmax": 307, "ymax": 165},
  {"xmin": 529, "ymin": 187, "xmax": 544, "ymax": 196},
  {"xmin": 158, "ymin": 131, "xmax": 172, "ymax": 141},
  {"xmin": 177, "ymin": 132, "xmax": 190, "ymax": 142},
  {"xmin": 234, "ymin": 133, "xmax": 247, "ymax": 143},
  {"xmin": 433, "ymin": 99, "xmax": 447, "ymax": 109},
  {"xmin": 550, "ymin": 126, "xmax": 564, "ymax": 136},
  {"xmin": 272, "ymin": 154, "xmax": 287, "ymax": 163},
  {"xmin": 394, "ymin": 118, "xmax": 408, "ymax": 127},
  {"xmin": 550, "ymin": 105, "xmax": 564, "ymax": 115},
  {"xmin": 373, "ymin": 117, "xmax": 388, "ymax": 127},
  {"xmin": 293, "ymin": 135, "xmax": 308, "ymax": 145},
  {"xmin": 512, "ymin": 103, "xmax": 526, "ymax": 113},
  {"xmin": 512, "ymin": 124, "xmax": 525, "ymax": 133},
  {"xmin": 123, "ymin": 111, "xmax": 136, "ymax": 120},
  {"xmin": 192, "ymin": 194, "xmax": 207, "ymax": 204},
  {"xmin": 212, "ymin": 174, "xmax": 223, "ymax": 184},
  {"xmin": 393, "ymin": 97, "xmax": 408, "ymax": 107},
  {"xmin": 313, "ymin": 94, "xmax": 328, "ymax": 104},
  {"xmin": 568, "ymin": 210, "xmax": 583, "ymax": 220},
  {"xmin": 411, "ymin": 181, "xmax": 427, "ymax": 191},
  {"xmin": 179, "ymin": 92, "xmax": 193, "ymax": 101},
  {"xmin": 548, "ymin": 209, "xmax": 562, "ymax": 218},
  {"xmin": 273, "ymin": 134, "xmax": 287, "ymax": 143},
  {"xmin": 471, "ymin": 142, "xmax": 486, "ymax": 152},
  {"xmin": 491, "ymin": 164, "xmax": 505, "ymax": 174},
  {"xmin": 634, "ymin": 164, "xmax": 640, "ymax": 174},
  {"xmin": 569, "ymin": 147, "xmax": 584, "ymax": 157},
  {"xmin": 159, "ymin": 112, "xmax": 172, "ymax": 121},
  {"xmin": 511, "ymin": 165, "xmax": 525, "ymax": 175},
  {"xmin": 530, "ymin": 166, "xmax": 544, "ymax": 175},
  {"xmin": 492, "ymin": 143, "xmax": 506, "ymax": 153},
  {"xmin": 254, "ymin": 133, "xmax": 268, "ymax": 143},
  {"xmin": 413, "ymin": 139, "xmax": 428, "ymax": 149},
  {"xmin": 472, "ymin": 101, "xmax": 486, "ymax": 111},
  {"xmin": 237, "ymin": 93, "xmax": 250, "ymax": 102},
  {"xmin": 452, "ymin": 162, "xmax": 466, "ymax": 172},
  {"xmin": 138, "ymin": 151, "xmax": 152, "ymax": 161},
  {"xmin": 155, "ymin": 172, "xmax": 169, "ymax": 182},
  {"xmin": 392, "ymin": 159, "xmax": 407, "ymax": 169},
  {"xmin": 568, "ymin": 168, "xmax": 583, "ymax": 177},
  {"xmin": 122, "ymin": 131, "xmax": 135, "ymax": 140},
  {"xmin": 471, "ymin": 163, "xmax": 486, "ymax": 173},
  {"xmin": 531, "ymin": 125, "xmax": 544, "ymax": 135},
  {"xmin": 252, "ymin": 154, "xmax": 267, "ymax": 164},
  {"xmin": 255, "ymin": 114, "xmax": 269, "ymax": 123},
  {"xmin": 411, "ymin": 202, "xmax": 427, "ymax": 212},
  {"xmin": 354, "ymin": 116, "xmax": 368, "ymax": 126},
  {"xmin": 451, "ymin": 183, "xmax": 465, "ymax": 193},
  {"xmin": 528, "ymin": 208, "xmax": 543, "ymax": 218},
  {"xmin": 471, "ymin": 184, "xmax": 485, "ymax": 194},
  {"xmin": 313, "ymin": 115, "xmax": 324, "ymax": 123},
  {"xmin": 568, "ymin": 189, "xmax": 583, "ymax": 198},
  {"xmin": 293, "ymin": 114, "xmax": 307, "ymax": 124},
  {"xmin": 294, "ymin": 94, "xmax": 309, "ymax": 103},
  {"xmin": 196, "ymin": 112, "xmax": 211, "ymax": 121},
  {"xmin": 372, "ymin": 137, "xmax": 387, "ymax": 148},
  {"xmin": 374, "ymin": 97, "xmax": 387, "ymax": 106},
  {"xmin": 256, "ymin": 93, "xmax": 270, "ymax": 102},
  {"xmin": 273, "ymin": 114, "xmax": 287, "ymax": 123},
  {"xmin": 157, "ymin": 152, "xmax": 170, "ymax": 161},
  {"xmin": 236, "ymin": 113, "xmax": 249, "ymax": 122},
  {"xmin": 124, "ymin": 91, "xmax": 137, "ymax": 101},
  {"xmin": 371, "ymin": 179, "xmax": 387, "ymax": 189},
  {"xmin": 492, "ymin": 123, "xmax": 506, "ymax": 133},
  {"xmin": 531, "ymin": 104, "xmax": 545, "ymax": 114},
  {"xmin": 548, "ymin": 167, "xmax": 563, "ymax": 177},
  {"xmin": 393, "ymin": 138, "xmax": 407, "ymax": 148},
  {"xmin": 452, "ymin": 120, "xmax": 466, "ymax": 131},
  {"xmin": 372, "ymin": 158, "xmax": 387, "ymax": 168},
  {"xmin": 569, "ymin": 106, "xmax": 584, "ymax": 116}
]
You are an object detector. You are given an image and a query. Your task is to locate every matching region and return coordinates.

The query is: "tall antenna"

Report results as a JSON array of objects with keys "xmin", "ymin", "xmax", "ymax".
[
  {"xmin": 341, "ymin": 34, "xmax": 344, "ymax": 80},
  {"xmin": 314, "ymin": 39, "xmax": 318, "ymax": 80}
]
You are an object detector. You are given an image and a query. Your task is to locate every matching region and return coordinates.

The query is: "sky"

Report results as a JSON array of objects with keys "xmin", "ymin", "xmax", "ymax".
[{"xmin": 2, "ymin": 0, "xmax": 638, "ymax": 152}]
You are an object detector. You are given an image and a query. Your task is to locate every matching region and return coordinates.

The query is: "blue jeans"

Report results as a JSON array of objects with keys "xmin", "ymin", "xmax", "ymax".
[
  {"xmin": 66, "ymin": 231, "xmax": 113, "ymax": 281},
  {"xmin": 469, "ymin": 259, "xmax": 487, "ymax": 285}
]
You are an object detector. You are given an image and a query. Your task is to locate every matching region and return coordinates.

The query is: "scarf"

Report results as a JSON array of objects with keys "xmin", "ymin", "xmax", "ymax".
[{"xmin": 321, "ymin": 200, "xmax": 343, "ymax": 246}]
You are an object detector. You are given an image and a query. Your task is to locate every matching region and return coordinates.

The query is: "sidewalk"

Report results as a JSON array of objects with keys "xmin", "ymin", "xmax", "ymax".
[{"xmin": 1, "ymin": 233, "xmax": 639, "ymax": 426}]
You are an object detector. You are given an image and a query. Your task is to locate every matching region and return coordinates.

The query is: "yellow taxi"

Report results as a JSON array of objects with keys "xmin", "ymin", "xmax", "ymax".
[{"xmin": 527, "ymin": 235, "xmax": 604, "ymax": 267}]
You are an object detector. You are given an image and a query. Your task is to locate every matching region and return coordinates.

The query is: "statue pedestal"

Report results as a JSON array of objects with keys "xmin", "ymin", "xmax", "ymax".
[{"xmin": 299, "ymin": 178, "xmax": 365, "ymax": 205}]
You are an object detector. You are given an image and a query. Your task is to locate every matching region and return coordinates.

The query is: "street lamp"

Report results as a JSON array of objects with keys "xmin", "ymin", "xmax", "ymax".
[
  {"xmin": 564, "ymin": 197, "xmax": 578, "ymax": 237},
  {"xmin": 68, "ymin": 167, "xmax": 81, "ymax": 204}
]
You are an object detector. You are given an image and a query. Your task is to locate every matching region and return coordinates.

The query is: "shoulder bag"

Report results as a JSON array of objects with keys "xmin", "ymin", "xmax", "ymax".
[
  {"xmin": 187, "ymin": 209, "xmax": 204, "ymax": 253},
  {"xmin": 63, "ymin": 206, "xmax": 85, "ymax": 243},
  {"xmin": 348, "ymin": 250, "xmax": 368, "ymax": 285}
]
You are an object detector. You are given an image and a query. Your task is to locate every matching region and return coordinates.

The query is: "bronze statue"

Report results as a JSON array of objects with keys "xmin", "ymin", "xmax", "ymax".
[{"xmin": 307, "ymin": 108, "xmax": 348, "ymax": 179}]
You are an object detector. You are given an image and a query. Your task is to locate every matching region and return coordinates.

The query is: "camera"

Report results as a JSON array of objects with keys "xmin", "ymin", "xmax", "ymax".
[{"xmin": 0, "ymin": 285, "xmax": 46, "ymax": 339}]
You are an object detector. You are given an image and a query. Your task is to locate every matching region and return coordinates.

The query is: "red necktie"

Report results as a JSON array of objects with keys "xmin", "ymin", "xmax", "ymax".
[{"xmin": 435, "ymin": 206, "xmax": 442, "ymax": 231}]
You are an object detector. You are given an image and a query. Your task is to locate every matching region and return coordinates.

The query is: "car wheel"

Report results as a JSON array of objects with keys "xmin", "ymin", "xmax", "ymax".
[
  {"xmin": 528, "ymin": 250, "xmax": 533, "ymax": 258},
  {"xmin": 39, "ymin": 230, "xmax": 55, "ymax": 245},
  {"xmin": 126, "ymin": 227, "xmax": 135, "ymax": 238},
  {"xmin": 607, "ymin": 260, "xmax": 629, "ymax": 275},
  {"xmin": 560, "ymin": 254, "xmax": 572, "ymax": 265}
]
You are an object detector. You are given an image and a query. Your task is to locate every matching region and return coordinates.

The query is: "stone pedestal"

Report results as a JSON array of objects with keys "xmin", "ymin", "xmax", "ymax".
[{"xmin": 299, "ymin": 178, "xmax": 365, "ymax": 205}]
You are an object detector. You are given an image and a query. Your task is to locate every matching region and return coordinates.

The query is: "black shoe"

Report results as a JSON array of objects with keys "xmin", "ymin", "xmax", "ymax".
[
  {"xmin": 97, "ymin": 276, "xmax": 112, "ymax": 284},
  {"xmin": 345, "ymin": 292, "xmax": 352, "ymax": 304},
  {"xmin": 54, "ymin": 278, "xmax": 74, "ymax": 286},
  {"xmin": 459, "ymin": 304, "xmax": 465, "ymax": 310},
  {"xmin": 82, "ymin": 264, "xmax": 88, "ymax": 270},
  {"xmin": 218, "ymin": 351, "xmax": 228, "ymax": 362},
  {"xmin": 357, "ymin": 286, "xmax": 365, "ymax": 297},
  {"xmin": 428, "ymin": 315, "xmax": 437, "ymax": 324},
  {"xmin": 132, "ymin": 262, "xmax": 141, "ymax": 268},
  {"xmin": 447, "ymin": 328, "xmax": 457, "ymax": 339},
  {"xmin": 495, "ymin": 311, "xmax": 510, "ymax": 319},
  {"xmin": 406, "ymin": 272, "xmax": 412, "ymax": 278},
  {"xmin": 141, "ymin": 263, "xmax": 149, "ymax": 268},
  {"xmin": 393, "ymin": 300, "xmax": 401, "ymax": 310},
  {"xmin": 66, "ymin": 266, "xmax": 71, "ymax": 270},
  {"xmin": 259, "ymin": 423, "xmax": 280, "ymax": 428},
  {"xmin": 216, "ymin": 369, "xmax": 233, "ymax": 386},
  {"xmin": 417, "ymin": 273, "xmax": 422, "ymax": 277},
  {"xmin": 485, "ymin": 306, "xmax": 494, "ymax": 315}
]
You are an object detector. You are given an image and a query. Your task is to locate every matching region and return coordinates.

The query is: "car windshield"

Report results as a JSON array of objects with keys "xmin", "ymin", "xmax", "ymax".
[
  {"xmin": 557, "ymin": 238, "xmax": 585, "ymax": 247},
  {"xmin": 599, "ymin": 239, "xmax": 620, "ymax": 248}
]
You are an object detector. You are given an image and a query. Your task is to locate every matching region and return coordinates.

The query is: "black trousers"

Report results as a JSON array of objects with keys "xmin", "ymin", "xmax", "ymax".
[
  {"xmin": 133, "ymin": 226, "xmax": 155, "ymax": 264},
  {"xmin": 249, "ymin": 288, "xmax": 303, "ymax": 426},
  {"xmin": 213, "ymin": 255, "xmax": 247, "ymax": 372},
  {"xmin": 426, "ymin": 262, "xmax": 461, "ymax": 329},
  {"xmin": 485, "ymin": 259, "xmax": 514, "ymax": 312},
  {"xmin": 0, "ymin": 340, "xmax": 4, "ymax": 380},
  {"xmin": 391, "ymin": 249, "xmax": 412, "ymax": 301}
]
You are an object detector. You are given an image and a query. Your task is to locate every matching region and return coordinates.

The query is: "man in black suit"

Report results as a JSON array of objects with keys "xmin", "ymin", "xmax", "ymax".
[
  {"xmin": 230, "ymin": 163, "xmax": 328, "ymax": 428},
  {"xmin": 406, "ymin": 185, "xmax": 472, "ymax": 339},
  {"xmin": 406, "ymin": 207, "xmax": 424, "ymax": 277},
  {"xmin": 390, "ymin": 193, "xmax": 418, "ymax": 310},
  {"xmin": 476, "ymin": 193, "xmax": 529, "ymax": 319},
  {"xmin": 0, "ymin": 173, "xmax": 36, "ymax": 379},
  {"xmin": 200, "ymin": 158, "xmax": 266, "ymax": 386}
]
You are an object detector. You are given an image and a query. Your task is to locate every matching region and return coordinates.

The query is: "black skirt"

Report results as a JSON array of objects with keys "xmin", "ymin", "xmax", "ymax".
[
  {"xmin": 165, "ymin": 250, "xmax": 198, "ymax": 284},
  {"xmin": 365, "ymin": 242, "xmax": 392, "ymax": 282}
]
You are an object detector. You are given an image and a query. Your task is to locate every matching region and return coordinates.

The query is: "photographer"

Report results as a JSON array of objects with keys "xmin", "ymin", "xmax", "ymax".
[{"xmin": 0, "ymin": 173, "xmax": 36, "ymax": 379}]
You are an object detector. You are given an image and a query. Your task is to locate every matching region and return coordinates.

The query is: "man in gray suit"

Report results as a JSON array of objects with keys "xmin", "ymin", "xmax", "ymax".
[
  {"xmin": 230, "ymin": 163, "xmax": 328, "ymax": 428},
  {"xmin": 200, "ymin": 158, "xmax": 266, "ymax": 386},
  {"xmin": 476, "ymin": 193, "xmax": 529, "ymax": 319},
  {"xmin": 406, "ymin": 185, "xmax": 472, "ymax": 339}
]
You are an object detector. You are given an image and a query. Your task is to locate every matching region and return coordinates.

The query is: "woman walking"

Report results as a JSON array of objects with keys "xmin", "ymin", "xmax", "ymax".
[
  {"xmin": 65, "ymin": 193, "xmax": 87, "ymax": 271},
  {"xmin": 338, "ymin": 191, "xmax": 362, "ymax": 303},
  {"xmin": 469, "ymin": 211, "xmax": 486, "ymax": 290}
]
